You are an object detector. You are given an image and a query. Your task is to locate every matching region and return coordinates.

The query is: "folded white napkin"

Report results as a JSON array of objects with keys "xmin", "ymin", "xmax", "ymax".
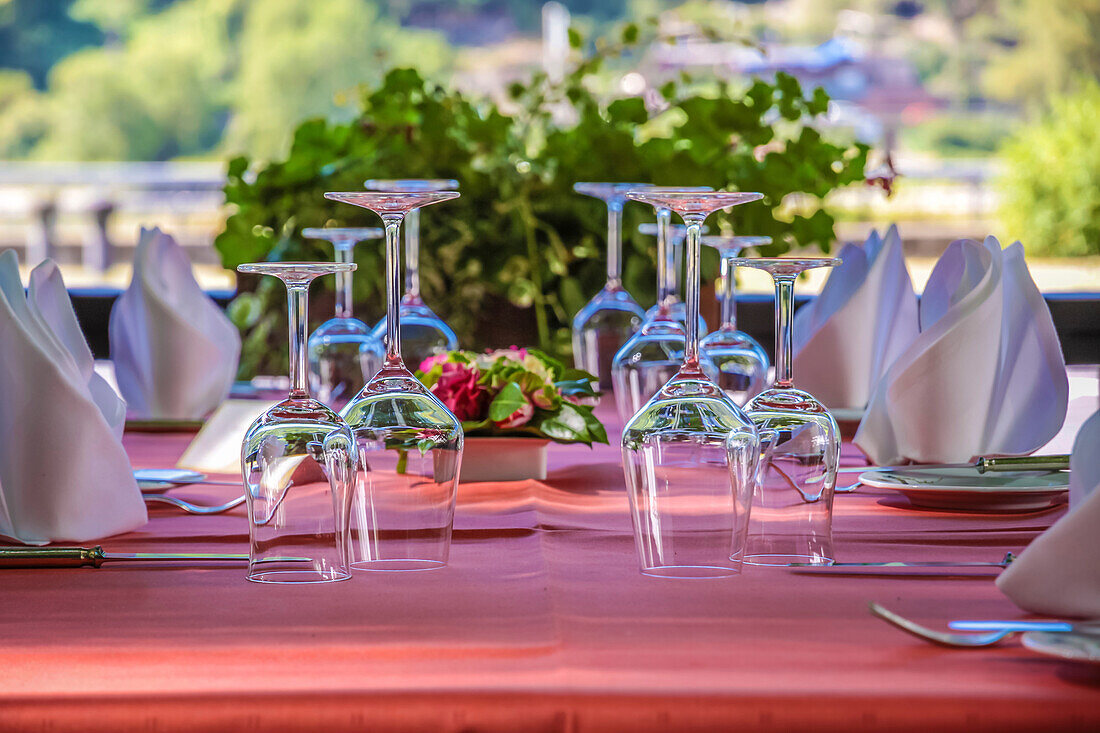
[
  {"xmin": 856, "ymin": 237, "xmax": 1068, "ymax": 464},
  {"xmin": 0, "ymin": 251, "xmax": 145, "ymax": 544},
  {"xmin": 997, "ymin": 409, "xmax": 1100, "ymax": 618},
  {"xmin": 110, "ymin": 228, "xmax": 240, "ymax": 419},
  {"xmin": 792, "ymin": 225, "xmax": 918, "ymax": 409}
]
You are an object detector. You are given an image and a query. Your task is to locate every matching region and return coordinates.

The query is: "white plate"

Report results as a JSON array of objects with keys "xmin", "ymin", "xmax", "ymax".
[
  {"xmin": 134, "ymin": 468, "xmax": 208, "ymax": 494},
  {"xmin": 1022, "ymin": 631, "xmax": 1100, "ymax": 665},
  {"xmin": 858, "ymin": 467, "xmax": 1069, "ymax": 511},
  {"xmin": 830, "ymin": 407, "xmax": 866, "ymax": 423}
]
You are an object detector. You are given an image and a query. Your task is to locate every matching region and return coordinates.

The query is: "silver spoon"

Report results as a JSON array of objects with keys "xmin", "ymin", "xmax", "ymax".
[
  {"xmin": 144, "ymin": 494, "xmax": 246, "ymax": 515},
  {"xmin": 869, "ymin": 602, "xmax": 1018, "ymax": 648}
]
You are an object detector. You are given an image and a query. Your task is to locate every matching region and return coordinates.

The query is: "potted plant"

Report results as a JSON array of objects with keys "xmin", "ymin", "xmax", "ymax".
[{"xmin": 416, "ymin": 347, "xmax": 606, "ymax": 482}]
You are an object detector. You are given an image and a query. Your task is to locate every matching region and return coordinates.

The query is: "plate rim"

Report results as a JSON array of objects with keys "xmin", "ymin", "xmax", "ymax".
[
  {"xmin": 1022, "ymin": 631, "xmax": 1100, "ymax": 664},
  {"xmin": 858, "ymin": 468, "xmax": 1070, "ymax": 494}
]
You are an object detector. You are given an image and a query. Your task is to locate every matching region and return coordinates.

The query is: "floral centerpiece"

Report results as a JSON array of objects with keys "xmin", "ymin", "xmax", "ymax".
[{"xmin": 417, "ymin": 347, "xmax": 607, "ymax": 445}]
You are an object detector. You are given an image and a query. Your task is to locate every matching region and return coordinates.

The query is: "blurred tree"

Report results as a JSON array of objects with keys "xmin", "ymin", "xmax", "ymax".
[
  {"xmin": 0, "ymin": 0, "xmax": 103, "ymax": 87},
  {"xmin": 985, "ymin": 0, "xmax": 1100, "ymax": 105},
  {"xmin": 999, "ymin": 80, "xmax": 1100, "ymax": 257}
]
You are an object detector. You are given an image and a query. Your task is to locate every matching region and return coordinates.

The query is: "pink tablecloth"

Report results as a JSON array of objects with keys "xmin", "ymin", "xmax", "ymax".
[{"xmin": 0, "ymin": 405, "xmax": 1097, "ymax": 733}]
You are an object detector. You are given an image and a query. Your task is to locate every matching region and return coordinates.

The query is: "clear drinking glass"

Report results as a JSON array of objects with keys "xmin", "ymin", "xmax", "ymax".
[
  {"xmin": 235, "ymin": 262, "xmax": 357, "ymax": 584},
  {"xmin": 640, "ymin": 219, "xmax": 708, "ymax": 332},
  {"xmin": 620, "ymin": 190, "xmax": 765, "ymax": 578},
  {"xmin": 302, "ymin": 227, "xmax": 385, "ymax": 411},
  {"xmin": 325, "ymin": 189, "xmax": 463, "ymax": 571},
  {"xmin": 700, "ymin": 236, "xmax": 772, "ymax": 406},
  {"xmin": 732, "ymin": 257, "xmax": 842, "ymax": 566},
  {"xmin": 611, "ymin": 189, "xmax": 718, "ymax": 426},
  {"xmin": 364, "ymin": 180, "xmax": 459, "ymax": 370},
  {"xmin": 571, "ymin": 182, "xmax": 651, "ymax": 390}
]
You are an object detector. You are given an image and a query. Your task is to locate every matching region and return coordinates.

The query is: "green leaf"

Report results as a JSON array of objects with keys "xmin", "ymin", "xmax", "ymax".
[
  {"xmin": 568, "ymin": 27, "xmax": 583, "ymax": 49},
  {"xmin": 536, "ymin": 402, "xmax": 590, "ymax": 443},
  {"xmin": 621, "ymin": 22, "xmax": 639, "ymax": 45},
  {"xmin": 488, "ymin": 381, "xmax": 527, "ymax": 422}
]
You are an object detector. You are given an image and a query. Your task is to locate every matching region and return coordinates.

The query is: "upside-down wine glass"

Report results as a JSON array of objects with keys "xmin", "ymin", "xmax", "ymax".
[
  {"xmin": 302, "ymin": 227, "xmax": 384, "ymax": 412},
  {"xmin": 640, "ymin": 217, "xmax": 709, "ymax": 332},
  {"xmin": 571, "ymin": 182, "xmax": 651, "ymax": 390},
  {"xmin": 324, "ymin": 189, "xmax": 463, "ymax": 571},
  {"xmin": 612, "ymin": 189, "xmax": 718, "ymax": 426},
  {"xmin": 732, "ymin": 257, "xmax": 842, "ymax": 566},
  {"xmin": 235, "ymin": 262, "xmax": 357, "ymax": 584},
  {"xmin": 700, "ymin": 236, "xmax": 771, "ymax": 406},
  {"xmin": 619, "ymin": 189, "xmax": 764, "ymax": 578},
  {"xmin": 365, "ymin": 179, "xmax": 459, "ymax": 370}
]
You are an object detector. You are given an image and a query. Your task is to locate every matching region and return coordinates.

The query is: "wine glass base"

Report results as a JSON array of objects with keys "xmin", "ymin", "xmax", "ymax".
[
  {"xmin": 641, "ymin": 565, "xmax": 740, "ymax": 579},
  {"xmin": 744, "ymin": 554, "xmax": 834, "ymax": 567},
  {"xmin": 352, "ymin": 559, "xmax": 446, "ymax": 572},
  {"xmin": 247, "ymin": 569, "xmax": 352, "ymax": 584}
]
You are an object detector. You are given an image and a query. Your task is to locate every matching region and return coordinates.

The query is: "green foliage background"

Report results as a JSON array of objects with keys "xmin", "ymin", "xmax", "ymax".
[
  {"xmin": 999, "ymin": 80, "xmax": 1100, "ymax": 258},
  {"xmin": 216, "ymin": 23, "xmax": 867, "ymax": 378}
]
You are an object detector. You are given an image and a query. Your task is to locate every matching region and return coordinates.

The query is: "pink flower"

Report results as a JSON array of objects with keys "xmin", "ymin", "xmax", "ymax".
[
  {"xmin": 494, "ymin": 397, "xmax": 534, "ymax": 429},
  {"xmin": 418, "ymin": 353, "xmax": 450, "ymax": 374},
  {"xmin": 430, "ymin": 362, "xmax": 487, "ymax": 421}
]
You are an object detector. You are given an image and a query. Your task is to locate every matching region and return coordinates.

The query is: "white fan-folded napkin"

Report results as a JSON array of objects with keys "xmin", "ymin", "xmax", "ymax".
[
  {"xmin": 997, "ymin": 409, "xmax": 1100, "ymax": 618},
  {"xmin": 792, "ymin": 225, "xmax": 918, "ymax": 409},
  {"xmin": 110, "ymin": 228, "xmax": 240, "ymax": 419},
  {"xmin": 855, "ymin": 237, "xmax": 1067, "ymax": 465},
  {"xmin": 0, "ymin": 251, "xmax": 145, "ymax": 545}
]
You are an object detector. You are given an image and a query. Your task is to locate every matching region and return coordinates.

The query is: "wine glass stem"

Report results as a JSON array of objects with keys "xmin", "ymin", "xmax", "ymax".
[
  {"xmin": 606, "ymin": 201, "xmax": 623, "ymax": 288},
  {"xmin": 774, "ymin": 274, "xmax": 795, "ymax": 388},
  {"xmin": 656, "ymin": 208, "xmax": 673, "ymax": 311},
  {"xmin": 683, "ymin": 220, "xmax": 703, "ymax": 368},
  {"xmin": 286, "ymin": 283, "xmax": 310, "ymax": 399},
  {"xmin": 404, "ymin": 209, "xmax": 420, "ymax": 300},
  {"xmin": 333, "ymin": 242, "xmax": 354, "ymax": 319},
  {"xmin": 384, "ymin": 216, "xmax": 404, "ymax": 368},
  {"xmin": 720, "ymin": 254, "xmax": 739, "ymax": 331}
]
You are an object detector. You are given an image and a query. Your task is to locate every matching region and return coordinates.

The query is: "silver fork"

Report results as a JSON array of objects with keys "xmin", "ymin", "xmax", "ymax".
[
  {"xmin": 144, "ymin": 494, "xmax": 246, "ymax": 515},
  {"xmin": 869, "ymin": 602, "xmax": 1018, "ymax": 647}
]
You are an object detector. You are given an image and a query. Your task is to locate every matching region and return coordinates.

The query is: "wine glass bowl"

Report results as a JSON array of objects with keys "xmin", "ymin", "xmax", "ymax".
[
  {"xmin": 617, "ymin": 189, "xmax": 765, "ymax": 578},
  {"xmin": 301, "ymin": 227, "xmax": 384, "ymax": 411},
  {"xmin": 731, "ymin": 256, "xmax": 841, "ymax": 567},
  {"xmin": 325, "ymin": 190, "xmax": 463, "ymax": 571},
  {"xmin": 700, "ymin": 235, "xmax": 772, "ymax": 406},
  {"xmin": 235, "ymin": 262, "xmax": 358, "ymax": 584},
  {"xmin": 571, "ymin": 182, "xmax": 651, "ymax": 390}
]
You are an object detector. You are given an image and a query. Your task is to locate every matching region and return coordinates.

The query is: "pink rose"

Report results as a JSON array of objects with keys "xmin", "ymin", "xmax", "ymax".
[
  {"xmin": 430, "ymin": 362, "xmax": 488, "ymax": 421},
  {"xmin": 418, "ymin": 353, "xmax": 450, "ymax": 374},
  {"xmin": 494, "ymin": 397, "xmax": 534, "ymax": 429}
]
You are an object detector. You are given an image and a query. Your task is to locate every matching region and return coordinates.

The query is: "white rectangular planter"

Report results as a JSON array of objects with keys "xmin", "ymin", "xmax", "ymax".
[{"xmin": 459, "ymin": 437, "xmax": 550, "ymax": 483}]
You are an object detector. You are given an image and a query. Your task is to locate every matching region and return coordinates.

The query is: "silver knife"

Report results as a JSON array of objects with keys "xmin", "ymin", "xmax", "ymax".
[
  {"xmin": 788, "ymin": 552, "xmax": 1016, "ymax": 569},
  {"xmin": 949, "ymin": 619, "xmax": 1100, "ymax": 634},
  {"xmin": 0, "ymin": 545, "xmax": 251, "ymax": 568},
  {"xmin": 837, "ymin": 455, "xmax": 1070, "ymax": 474}
]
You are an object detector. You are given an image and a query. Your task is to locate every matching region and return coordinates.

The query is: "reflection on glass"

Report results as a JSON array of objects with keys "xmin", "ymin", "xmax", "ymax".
[{"xmin": 235, "ymin": 262, "xmax": 357, "ymax": 584}]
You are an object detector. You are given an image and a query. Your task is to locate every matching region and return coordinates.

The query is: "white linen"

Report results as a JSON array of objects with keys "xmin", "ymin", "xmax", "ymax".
[
  {"xmin": 855, "ymin": 237, "xmax": 1068, "ymax": 465},
  {"xmin": 997, "ymin": 409, "xmax": 1100, "ymax": 618},
  {"xmin": 0, "ymin": 251, "xmax": 145, "ymax": 544},
  {"xmin": 792, "ymin": 225, "xmax": 918, "ymax": 409},
  {"xmin": 110, "ymin": 228, "xmax": 240, "ymax": 419}
]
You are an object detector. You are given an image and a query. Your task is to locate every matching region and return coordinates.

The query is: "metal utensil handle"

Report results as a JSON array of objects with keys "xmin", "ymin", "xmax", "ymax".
[
  {"xmin": 978, "ymin": 455, "xmax": 1071, "ymax": 473},
  {"xmin": 0, "ymin": 545, "xmax": 106, "ymax": 568}
]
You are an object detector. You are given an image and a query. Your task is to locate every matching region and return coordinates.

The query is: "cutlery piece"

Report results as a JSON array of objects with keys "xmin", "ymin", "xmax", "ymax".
[
  {"xmin": 790, "ymin": 552, "xmax": 1016, "ymax": 569},
  {"xmin": 869, "ymin": 602, "xmax": 1017, "ymax": 647},
  {"xmin": 837, "ymin": 454, "xmax": 1070, "ymax": 474},
  {"xmin": 144, "ymin": 494, "xmax": 246, "ymax": 515},
  {"xmin": 134, "ymin": 468, "xmax": 242, "ymax": 488},
  {"xmin": 949, "ymin": 619, "xmax": 1100, "ymax": 634},
  {"xmin": 0, "ymin": 545, "xmax": 249, "ymax": 568}
]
